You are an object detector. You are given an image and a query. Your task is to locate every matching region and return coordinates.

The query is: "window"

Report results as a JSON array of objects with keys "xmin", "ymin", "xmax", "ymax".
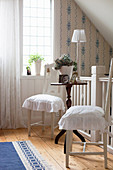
[{"xmin": 23, "ymin": 0, "xmax": 53, "ymax": 75}]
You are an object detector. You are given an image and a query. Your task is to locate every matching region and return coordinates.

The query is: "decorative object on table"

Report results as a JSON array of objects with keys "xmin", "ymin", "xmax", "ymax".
[
  {"xmin": 26, "ymin": 66, "xmax": 31, "ymax": 75},
  {"xmin": 28, "ymin": 53, "xmax": 44, "ymax": 75},
  {"xmin": 70, "ymin": 72, "xmax": 78, "ymax": 83},
  {"xmin": 71, "ymin": 29, "xmax": 86, "ymax": 80},
  {"xmin": 59, "ymin": 74, "xmax": 69, "ymax": 83},
  {"xmin": 0, "ymin": 141, "xmax": 52, "ymax": 170},
  {"xmin": 54, "ymin": 54, "xmax": 77, "ymax": 80}
]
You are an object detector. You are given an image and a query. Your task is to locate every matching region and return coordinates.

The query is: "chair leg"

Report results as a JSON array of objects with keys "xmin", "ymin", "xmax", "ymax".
[
  {"xmin": 42, "ymin": 111, "xmax": 45, "ymax": 132},
  {"xmin": 66, "ymin": 130, "xmax": 72, "ymax": 168},
  {"xmin": 51, "ymin": 112, "xmax": 55, "ymax": 139},
  {"xmin": 103, "ymin": 132, "xmax": 107, "ymax": 169},
  {"xmin": 70, "ymin": 131, "xmax": 73, "ymax": 152},
  {"xmin": 28, "ymin": 110, "xmax": 31, "ymax": 136}
]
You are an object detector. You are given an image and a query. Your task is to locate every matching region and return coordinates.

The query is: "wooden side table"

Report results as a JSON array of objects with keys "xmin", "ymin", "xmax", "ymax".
[{"xmin": 51, "ymin": 81, "xmax": 87, "ymax": 153}]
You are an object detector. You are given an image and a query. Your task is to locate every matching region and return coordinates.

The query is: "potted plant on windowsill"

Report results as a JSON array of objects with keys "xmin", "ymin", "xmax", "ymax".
[
  {"xmin": 26, "ymin": 66, "xmax": 31, "ymax": 75},
  {"xmin": 28, "ymin": 53, "xmax": 44, "ymax": 75},
  {"xmin": 54, "ymin": 54, "xmax": 77, "ymax": 80}
]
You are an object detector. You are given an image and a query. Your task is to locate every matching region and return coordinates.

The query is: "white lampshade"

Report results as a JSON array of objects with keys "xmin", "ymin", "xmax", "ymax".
[{"xmin": 71, "ymin": 29, "xmax": 86, "ymax": 43}]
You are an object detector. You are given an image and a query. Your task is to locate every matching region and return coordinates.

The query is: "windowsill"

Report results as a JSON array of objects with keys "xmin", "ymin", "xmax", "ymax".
[{"xmin": 20, "ymin": 75, "xmax": 44, "ymax": 80}]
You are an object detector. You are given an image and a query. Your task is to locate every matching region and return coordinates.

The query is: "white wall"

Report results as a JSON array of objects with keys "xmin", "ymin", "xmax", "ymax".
[
  {"xmin": 55, "ymin": 0, "xmax": 113, "ymax": 76},
  {"xmin": 75, "ymin": 0, "xmax": 113, "ymax": 48}
]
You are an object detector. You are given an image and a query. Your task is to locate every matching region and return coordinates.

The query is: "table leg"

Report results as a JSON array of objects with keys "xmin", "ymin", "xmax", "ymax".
[
  {"xmin": 55, "ymin": 85, "xmax": 72, "ymax": 144},
  {"xmin": 73, "ymin": 130, "xmax": 86, "ymax": 142},
  {"xmin": 66, "ymin": 85, "xmax": 72, "ymax": 109},
  {"xmin": 55, "ymin": 84, "xmax": 86, "ymax": 152},
  {"xmin": 55, "ymin": 130, "xmax": 66, "ymax": 144}
]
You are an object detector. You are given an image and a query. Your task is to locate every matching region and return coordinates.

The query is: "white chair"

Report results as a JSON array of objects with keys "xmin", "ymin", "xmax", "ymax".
[
  {"xmin": 59, "ymin": 58, "xmax": 113, "ymax": 169},
  {"xmin": 22, "ymin": 63, "xmax": 65, "ymax": 139}
]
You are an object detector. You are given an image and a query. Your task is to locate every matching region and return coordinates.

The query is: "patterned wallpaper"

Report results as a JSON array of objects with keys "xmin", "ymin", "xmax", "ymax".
[{"xmin": 59, "ymin": 0, "xmax": 113, "ymax": 76}]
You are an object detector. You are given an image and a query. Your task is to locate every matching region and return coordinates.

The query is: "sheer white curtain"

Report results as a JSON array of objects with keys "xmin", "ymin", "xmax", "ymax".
[{"xmin": 0, "ymin": 0, "xmax": 24, "ymax": 128}]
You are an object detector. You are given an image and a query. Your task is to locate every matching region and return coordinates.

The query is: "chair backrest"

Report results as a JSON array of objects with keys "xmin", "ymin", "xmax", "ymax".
[
  {"xmin": 105, "ymin": 58, "xmax": 113, "ymax": 121},
  {"xmin": 43, "ymin": 63, "xmax": 64, "ymax": 98}
]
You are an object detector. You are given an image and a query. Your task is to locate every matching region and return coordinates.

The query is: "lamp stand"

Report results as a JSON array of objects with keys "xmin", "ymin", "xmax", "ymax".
[
  {"xmin": 72, "ymin": 29, "xmax": 86, "ymax": 80},
  {"xmin": 76, "ymin": 42, "xmax": 81, "ymax": 80}
]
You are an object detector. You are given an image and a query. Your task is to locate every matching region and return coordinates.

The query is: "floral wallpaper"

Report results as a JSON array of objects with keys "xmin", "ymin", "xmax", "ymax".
[{"xmin": 59, "ymin": 0, "xmax": 113, "ymax": 76}]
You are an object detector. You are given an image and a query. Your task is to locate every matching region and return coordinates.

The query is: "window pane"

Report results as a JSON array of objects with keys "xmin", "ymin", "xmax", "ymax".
[
  {"xmin": 31, "ymin": 8, "xmax": 37, "ymax": 17},
  {"xmin": 44, "ymin": 9, "xmax": 50, "ymax": 17},
  {"xmin": 30, "ymin": 37, "xmax": 37, "ymax": 45},
  {"xmin": 44, "ymin": 28, "xmax": 50, "ymax": 36},
  {"xmin": 23, "ymin": 27, "xmax": 30, "ymax": 35},
  {"xmin": 23, "ymin": 0, "xmax": 30, "ymax": 7},
  {"xmin": 38, "ymin": 47, "xmax": 45, "ymax": 55},
  {"xmin": 44, "ymin": 47, "xmax": 51, "ymax": 55},
  {"xmin": 37, "ymin": 18, "xmax": 44, "ymax": 27},
  {"xmin": 31, "ymin": 18, "xmax": 38, "ymax": 26},
  {"xmin": 23, "ymin": 8, "xmax": 31, "ymax": 16},
  {"xmin": 30, "ymin": 27, "xmax": 37, "ymax": 36},
  {"xmin": 44, "ymin": 37, "xmax": 50, "ymax": 46},
  {"xmin": 30, "ymin": 46, "xmax": 37, "ymax": 54},
  {"xmin": 37, "ymin": 37, "xmax": 44, "ymax": 45},
  {"xmin": 38, "ymin": 28, "xmax": 44, "ymax": 36},
  {"xmin": 23, "ymin": 46, "xmax": 30, "ymax": 55},
  {"xmin": 31, "ymin": 0, "xmax": 38, "ymax": 7},
  {"xmin": 44, "ymin": 19, "xmax": 50, "ymax": 27},
  {"xmin": 23, "ymin": 37, "xmax": 30, "ymax": 45},
  {"xmin": 37, "ymin": 0, "xmax": 44, "ymax": 8},
  {"xmin": 23, "ymin": 17, "xmax": 30, "ymax": 26},
  {"xmin": 44, "ymin": 0, "xmax": 50, "ymax": 8}
]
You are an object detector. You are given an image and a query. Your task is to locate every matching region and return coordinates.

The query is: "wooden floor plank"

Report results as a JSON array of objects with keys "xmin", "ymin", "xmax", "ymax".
[
  {"xmin": 0, "ymin": 130, "xmax": 6, "ymax": 142},
  {"xmin": 0, "ymin": 127, "xmax": 113, "ymax": 170},
  {"xmin": 3, "ymin": 129, "xmax": 18, "ymax": 142}
]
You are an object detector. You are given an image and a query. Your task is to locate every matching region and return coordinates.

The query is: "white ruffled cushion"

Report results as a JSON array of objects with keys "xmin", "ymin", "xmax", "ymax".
[
  {"xmin": 22, "ymin": 94, "xmax": 65, "ymax": 113},
  {"xmin": 59, "ymin": 106, "xmax": 106, "ymax": 131}
]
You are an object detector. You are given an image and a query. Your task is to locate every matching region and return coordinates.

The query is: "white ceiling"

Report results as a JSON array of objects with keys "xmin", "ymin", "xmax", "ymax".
[{"xmin": 74, "ymin": 0, "xmax": 113, "ymax": 48}]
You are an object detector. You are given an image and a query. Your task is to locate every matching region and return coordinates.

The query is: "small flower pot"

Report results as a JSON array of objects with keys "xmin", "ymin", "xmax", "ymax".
[{"xmin": 27, "ymin": 69, "xmax": 31, "ymax": 75}]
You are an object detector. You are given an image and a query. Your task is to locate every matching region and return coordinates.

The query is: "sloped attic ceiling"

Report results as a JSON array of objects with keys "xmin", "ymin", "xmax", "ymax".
[{"xmin": 74, "ymin": 0, "xmax": 113, "ymax": 48}]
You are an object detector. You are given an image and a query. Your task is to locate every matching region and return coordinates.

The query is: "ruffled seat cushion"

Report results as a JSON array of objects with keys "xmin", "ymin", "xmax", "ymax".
[
  {"xmin": 59, "ymin": 105, "xmax": 106, "ymax": 131},
  {"xmin": 22, "ymin": 94, "xmax": 65, "ymax": 113}
]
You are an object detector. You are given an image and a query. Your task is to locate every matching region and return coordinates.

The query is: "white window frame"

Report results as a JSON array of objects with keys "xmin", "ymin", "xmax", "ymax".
[{"xmin": 19, "ymin": 0, "xmax": 53, "ymax": 76}]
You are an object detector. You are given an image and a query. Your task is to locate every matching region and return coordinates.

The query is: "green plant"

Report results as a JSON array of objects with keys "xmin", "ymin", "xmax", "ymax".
[
  {"xmin": 26, "ymin": 66, "xmax": 31, "ymax": 71},
  {"xmin": 54, "ymin": 54, "xmax": 77, "ymax": 71},
  {"xmin": 28, "ymin": 53, "xmax": 44, "ymax": 66}
]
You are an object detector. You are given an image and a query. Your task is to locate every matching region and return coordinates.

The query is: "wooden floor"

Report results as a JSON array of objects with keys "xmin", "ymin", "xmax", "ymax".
[{"xmin": 0, "ymin": 127, "xmax": 113, "ymax": 170}]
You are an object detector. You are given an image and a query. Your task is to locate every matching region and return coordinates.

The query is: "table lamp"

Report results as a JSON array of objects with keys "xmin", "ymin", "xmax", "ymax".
[{"xmin": 71, "ymin": 29, "xmax": 86, "ymax": 80}]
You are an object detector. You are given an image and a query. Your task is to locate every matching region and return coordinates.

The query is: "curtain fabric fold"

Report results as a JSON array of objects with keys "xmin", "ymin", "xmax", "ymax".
[{"xmin": 0, "ymin": 0, "xmax": 24, "ymax": 129}]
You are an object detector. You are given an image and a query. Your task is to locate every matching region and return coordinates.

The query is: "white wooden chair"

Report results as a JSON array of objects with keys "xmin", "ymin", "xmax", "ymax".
[
  {"xmin": 22, "ymin": 63, "xmax": 65, "ymax": 139},
  {"xmin": 59, "ymin": 58, "xmax": 113, "ymax": 168}
]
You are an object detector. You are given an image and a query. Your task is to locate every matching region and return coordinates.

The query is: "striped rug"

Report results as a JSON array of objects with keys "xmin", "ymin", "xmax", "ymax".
[{"xmin": 0, "ymin": 140, "xmax": 52, "ymax": 170}]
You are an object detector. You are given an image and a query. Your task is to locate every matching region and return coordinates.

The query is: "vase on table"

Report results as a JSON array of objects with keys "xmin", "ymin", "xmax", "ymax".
[{"xmin": 59, "ymin": 66, "xmax": 73, "ymax": 80}]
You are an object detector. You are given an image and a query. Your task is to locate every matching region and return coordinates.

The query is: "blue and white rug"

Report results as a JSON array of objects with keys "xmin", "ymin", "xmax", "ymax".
[{"xmin": 0, "ymin": 140, "xmax": 52, "ymax": 170}]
